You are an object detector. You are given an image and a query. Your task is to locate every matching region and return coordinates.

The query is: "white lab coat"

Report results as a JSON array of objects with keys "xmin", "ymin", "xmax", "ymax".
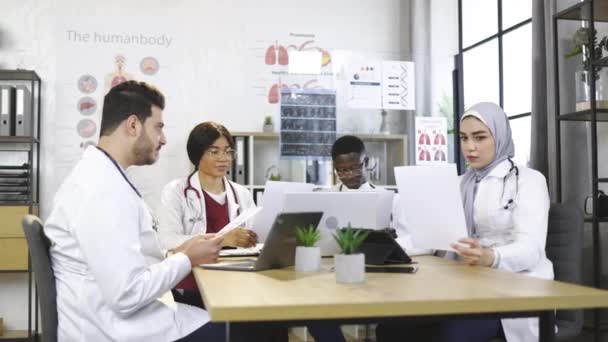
[
  {"xmin": 470, "ymin": 160, "xmax": 553, "ymax": 342},
  {"xmin": 44, "ymin": 146, "xmax": 207, "ymax": 342},
  {"xmin": 330, "ymin": 182, "xmax": 415, "ymax": 250},
  {"xmin": 158, "ymin": 172, "xmax": 256, "ymax": 249}
]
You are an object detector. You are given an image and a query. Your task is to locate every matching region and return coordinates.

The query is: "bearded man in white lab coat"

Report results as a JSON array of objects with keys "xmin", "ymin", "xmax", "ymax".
[{"xmin": 44, "ymin": 81, "xmax": 226, "ymax": 341}]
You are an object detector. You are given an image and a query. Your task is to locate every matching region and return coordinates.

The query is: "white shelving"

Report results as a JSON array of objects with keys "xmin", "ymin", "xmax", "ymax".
[{"xmin": 230, "ymin": 131, "xmax": 407, "ymax": 201}]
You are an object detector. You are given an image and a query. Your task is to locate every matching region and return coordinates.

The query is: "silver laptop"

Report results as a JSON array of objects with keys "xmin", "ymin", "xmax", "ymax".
[
  {"xmin": 201, "ymin": 212, "xmax": 323, "ymax": 272},
  {"xmin": 282, "ymin": 191, "xmax": 394, "ymax": 256}
]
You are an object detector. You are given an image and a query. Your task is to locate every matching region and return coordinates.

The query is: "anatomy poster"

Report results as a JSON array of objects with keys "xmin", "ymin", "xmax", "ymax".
[
  {"xmin": 53, "ymin": 17, "xmax": 193, "ymax": 211},
  {"xmin": 415, "ymin": 117, "xmax": 448, "ymax": 165},
  {"xmin": 247, "ymin": 30, "xmax": 336, "ymax": 124}
]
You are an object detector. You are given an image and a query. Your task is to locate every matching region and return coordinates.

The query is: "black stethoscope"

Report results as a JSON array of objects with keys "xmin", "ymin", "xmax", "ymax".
[
  {"xmin": 338, "ymin": 183, "xmax": 376, "ymax": 191},
  {"xmin": 500, "ymin": 158, "xmax": 519, "ymax": 210},
  {"xmin": 96, "ymin": 146, "xmax": 159, "ymax": 231},
  {"xmin": 183, "ymin": 170, "xmax": 240, "ymax": 224}
]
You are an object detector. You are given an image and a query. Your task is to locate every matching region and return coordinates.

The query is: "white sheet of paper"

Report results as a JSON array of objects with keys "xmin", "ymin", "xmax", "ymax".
[
  {"xmin": 394, "ymin": 164, "xmax": 468, "ymax": 251},
  {"xmin": 252, "ymin": 181, "xmax": 314, "ymax": 242},
  {"xmin": 216, "ymin": 207, "xmax": 263, "ymax": 237}
]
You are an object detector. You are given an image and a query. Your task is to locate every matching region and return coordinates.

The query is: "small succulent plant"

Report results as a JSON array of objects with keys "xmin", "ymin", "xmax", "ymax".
[
  {"xmin": 295, "ymin": 224, "xmax": 321, "ymax": 247},
  {"xmin": 333, "ymin": 223, "xmax": 369, "ymax": 255}
]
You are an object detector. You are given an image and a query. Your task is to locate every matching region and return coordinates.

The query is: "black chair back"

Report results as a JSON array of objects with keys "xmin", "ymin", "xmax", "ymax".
[
  {"xmin": 546, "ymin": 203, "xmax": 584, "ymax": 340},
  {"xmin": 22, "ymin": 215, "xmax": 57, "ymax": 342}
]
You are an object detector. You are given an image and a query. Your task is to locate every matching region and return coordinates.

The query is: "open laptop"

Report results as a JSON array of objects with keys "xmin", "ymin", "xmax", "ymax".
[
  {"xmin": 201, "ymin": 212, "xmax": 323, "ymax": 272},
  {"xmin": 282, "ymin": 191, "xmax": 394, "ymax": 256},
  {"xmin": 251, "ymin": 181, "xmax": 314, "ymax": 242}
]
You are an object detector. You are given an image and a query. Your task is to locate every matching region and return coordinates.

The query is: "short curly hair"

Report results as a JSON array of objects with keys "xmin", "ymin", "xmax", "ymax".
[{"xmin": 331, "ymin": 135, "xmax": 365, "ymax": 160}]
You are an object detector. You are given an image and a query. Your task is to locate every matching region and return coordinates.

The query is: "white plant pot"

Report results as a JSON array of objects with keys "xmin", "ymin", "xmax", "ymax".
[
  {"xmin": 334, "ymin": 253, "xmax": 365, "ymax": 284},
  {"xmin": 263, "ymin": 123, "xmax": 274, "ymax": 132},
  {"xmin": 295, "ymin": 246, "xmax": 321, "ymax": 272}
]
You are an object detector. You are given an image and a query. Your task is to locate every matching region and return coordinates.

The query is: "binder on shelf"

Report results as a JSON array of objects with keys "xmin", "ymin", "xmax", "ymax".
[
  {"xmin": 15, "ymin": 86, "xmax": 31, "ymax": 136},
  {"xmin": 0, "ymin": 185, "xmax": 29, "ymax": 193},
  {"xmin": 0, "ymin": 86, "xmax": 15, "ymax": 136},
  {"xmin": 0, "ymin": 163, "xmax": 29, "ymax": 170},
  {"xmin": 233, "ymin": 136, "xmax": 248, "ymax": 185},
  {"xmin": 0, "ymin": 171, "xmax": 28, "ymax": 179}
]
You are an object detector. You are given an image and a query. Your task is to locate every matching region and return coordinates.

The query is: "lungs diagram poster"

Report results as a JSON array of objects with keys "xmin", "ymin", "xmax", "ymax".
[{"xmin": 415, "ymin": 117, "xmax": 448, "ymax": 165}]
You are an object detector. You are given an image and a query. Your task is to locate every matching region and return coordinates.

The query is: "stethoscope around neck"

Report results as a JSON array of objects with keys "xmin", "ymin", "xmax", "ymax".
[
  {"xmin": 183, "ymin": 170, "xmax": 240, "ymax": 223},
  {"xmin": 500, "ymin": 158, "xmax": 519, "ymax": 210}
]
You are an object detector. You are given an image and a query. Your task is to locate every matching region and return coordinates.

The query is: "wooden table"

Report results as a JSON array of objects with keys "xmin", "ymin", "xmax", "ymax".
[{"xmin": 193, "ymin": 256, "xmax": 608, "ymax": 341}]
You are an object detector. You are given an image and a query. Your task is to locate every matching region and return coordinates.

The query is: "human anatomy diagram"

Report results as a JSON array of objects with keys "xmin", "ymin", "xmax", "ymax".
[
  {"xmin": 105, "ymin": 55, "xmax": 134, "ymax": 93},
  {"xmin": 265, "ymin": 40, "xmax": 331, "ymax": 67},
  {"xmin": 416, "ymin": 126, "xmax": 448, "ymax": 164}
]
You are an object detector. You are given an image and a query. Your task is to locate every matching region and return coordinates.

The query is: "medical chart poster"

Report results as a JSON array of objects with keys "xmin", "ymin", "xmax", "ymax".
[
  {"xmin": 415, "ymin": 117, "xmax": 448, "ymax": 165},
  {"xmin": 346, "ymin": 61, "xmax": 382, "ymax": 109},
  {"xmin": 381, "ymin": 61, "xmax": 415, "ymax": 110}
]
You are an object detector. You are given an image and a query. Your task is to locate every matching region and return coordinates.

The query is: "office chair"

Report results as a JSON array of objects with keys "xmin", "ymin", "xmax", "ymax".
[
  {"xmin": 488, "ymin": 202, "xmax": 584, "ymax": 342},
  {"xmin": 22, "ymin": 215, "xmax": 57, "ymax": 342},
  {"xmin": 545, "ymin": 202, "xmax": 584, "ymax": 340}
]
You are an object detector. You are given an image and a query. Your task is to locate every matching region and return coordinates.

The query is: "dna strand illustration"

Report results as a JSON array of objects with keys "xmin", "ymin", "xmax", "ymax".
[{"xmin": 400, "ymin": 63, "xmax": 409, "ymax": 108}]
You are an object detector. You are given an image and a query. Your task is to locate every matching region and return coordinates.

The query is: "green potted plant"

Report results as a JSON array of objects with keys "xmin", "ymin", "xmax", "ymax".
[
  {"xmin": 294, "ymin": 224, "xmax": 321, "ymax": 272},
  {"xmin": 565, "ymin": 27, "xmax": 608, "ymax": 111},
  {"xmin": 263, "ymin": 115, "xmax": 274, "ymax": 132},
  {"xmin": 333, "ymin": 224, "xmax": 369, "ymax": 283}
]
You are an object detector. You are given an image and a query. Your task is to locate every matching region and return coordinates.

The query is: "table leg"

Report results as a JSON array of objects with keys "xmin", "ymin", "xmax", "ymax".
[
  {"xmin": 539, "ymin": 311, "xmax": 555, "ymax": 342},
  {"xmin": 225, "ymin": 322, "xmax": 231, "ymax": 342}
]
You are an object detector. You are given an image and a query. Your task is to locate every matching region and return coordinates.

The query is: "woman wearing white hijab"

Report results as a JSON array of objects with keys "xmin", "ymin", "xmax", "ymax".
[
  {"xmin": 446, "ymin": 102, "xmax": 552, "ymax": 342},
  {"xmin": 376, "ymin": 102, "xmax": 552, "ymax": 342}
]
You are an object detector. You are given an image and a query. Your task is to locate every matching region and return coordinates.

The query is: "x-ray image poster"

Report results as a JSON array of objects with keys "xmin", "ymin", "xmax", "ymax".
[
  {"xmin": 279, "ymin": 88, "xmax": 336, "ymax": 158},
  {"xmin": 415, "ymin": 117, "xmax": 448, "ymax": 165}
]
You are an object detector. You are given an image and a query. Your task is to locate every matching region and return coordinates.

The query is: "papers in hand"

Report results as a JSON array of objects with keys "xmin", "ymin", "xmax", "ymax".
[
  {"xmin": 395, "ymin": 164, "xmax": 468, "ymax": 251},
  {"xmin": 216, "ymin": 207, "xmax": 263, "ymax": 237}
]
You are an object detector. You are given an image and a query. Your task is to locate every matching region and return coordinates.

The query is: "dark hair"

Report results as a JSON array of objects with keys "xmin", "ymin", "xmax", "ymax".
[
  {"xmin": 331, "ymin": 135, "xmax": 365, "ymax": 160},
  {"xmin": 187, "ymin": 121, "xmax": 234, "ymax": 167},
  {"xmin": 100, "ymin": 81, "xmax": 165, "ymax": 136}
]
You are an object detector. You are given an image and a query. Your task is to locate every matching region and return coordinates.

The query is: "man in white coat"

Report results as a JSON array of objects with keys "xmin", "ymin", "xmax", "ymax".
[
  {"xmin": 44, "ymin": 81, "xmax": 226, "ymax": 341},
  {"xmin": 330, "ymin": 135, "xmax": 415, "ymax": 250}
]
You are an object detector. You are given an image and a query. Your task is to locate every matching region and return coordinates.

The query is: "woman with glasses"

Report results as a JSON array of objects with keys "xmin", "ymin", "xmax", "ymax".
[
  {"xmin": 158, "ymin": 121, "xmax": 257, "ymax": 252},
  {"xmin": 158, "ymin": 122, "xmax": 345, "ymax": 342},
  {"xmin": 157, "ymin": 122, "xmax": 257, "ymax": 307}
]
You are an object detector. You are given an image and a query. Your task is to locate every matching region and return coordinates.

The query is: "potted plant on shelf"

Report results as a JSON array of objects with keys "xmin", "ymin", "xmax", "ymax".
[
  {"xmin": 263, "ymin": 115, "xmax": 274, "ymax": 132},
  {"xmin": 565, "ymin": 27, "xmax": 608, "ymax": 111},
  {"xmin": 294, "ymin": 224, "xmax": 321, "ymax": 272},
  {"xmin": 333, "ymin": 224, "xmax": 369, "ymax": 284}
]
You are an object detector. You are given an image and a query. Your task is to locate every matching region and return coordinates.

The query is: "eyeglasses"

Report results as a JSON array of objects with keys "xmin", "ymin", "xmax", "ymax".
[
  {"xmin": 205, "ymin": 148, "xmax": 237, "ymax": 160},
  {"xmin": 334, "ymin": 163, "xmax": 364, "ymax": 177}
]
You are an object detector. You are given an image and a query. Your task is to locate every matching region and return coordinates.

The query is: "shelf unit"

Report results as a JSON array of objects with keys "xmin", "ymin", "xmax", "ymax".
[
  {"xmin": 553, "ymin": 2, "xmax": 608, "ymax": 340},
  {"xmin": 0, "ymin": 70, "xmax": 41, "ymax": 341},
  {"xmin": 229, "ymin": 132, "xmax": 408, "ymax": 202}
]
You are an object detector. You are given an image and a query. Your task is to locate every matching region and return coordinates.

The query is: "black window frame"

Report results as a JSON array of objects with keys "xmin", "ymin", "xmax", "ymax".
[{"xmin": 454, "ymin": 0, "xmax": 533, "ymax": 172}]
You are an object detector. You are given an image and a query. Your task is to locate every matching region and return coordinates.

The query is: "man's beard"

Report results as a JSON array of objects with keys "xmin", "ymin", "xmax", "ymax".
[{"xmin": 132, "ymin": 130, "xmax": 157, "ymax": 166}]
